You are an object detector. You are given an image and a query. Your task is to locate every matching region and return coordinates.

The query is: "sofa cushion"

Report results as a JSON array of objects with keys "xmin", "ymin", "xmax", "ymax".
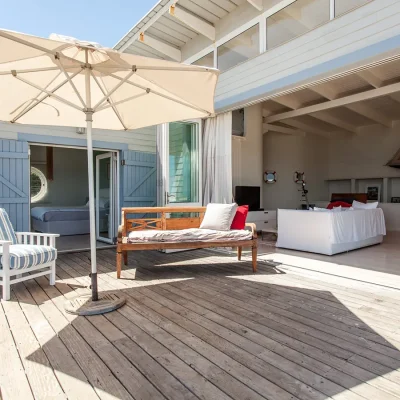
[
  {"xmin": 126, "ymin": 228, "xmax": 252, "ymax": 243},
  {"xmin": 352, "ymin": 200, "xmax": 378, "ymax": 210},
  {"xmin": 0, "ymin": 208, "xmax": 17, "ymax": 244},
  {"xmin": 200, "ymin": 203, "xmax": 238, "ymax": 231},
  {"xmin": 0, "ymin": 245, "xmax": 57, "ymax": 270}
]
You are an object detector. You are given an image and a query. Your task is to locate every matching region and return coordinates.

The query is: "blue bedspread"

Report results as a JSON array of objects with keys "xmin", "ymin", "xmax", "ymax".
[{"xmin": 31, "ymin": 206, "xmax": 100, "ymax": 222}]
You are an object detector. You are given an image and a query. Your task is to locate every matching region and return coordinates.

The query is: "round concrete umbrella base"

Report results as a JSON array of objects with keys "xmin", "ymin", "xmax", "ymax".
[{"xmin": 64, "ymin": 293, "xmax": 126, "ymax": 316}]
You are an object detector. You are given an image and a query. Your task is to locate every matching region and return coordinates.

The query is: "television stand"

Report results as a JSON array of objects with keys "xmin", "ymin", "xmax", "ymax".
[{"xmin": 246, "ymin": 210, "xmax": 277, "ymax": 233}]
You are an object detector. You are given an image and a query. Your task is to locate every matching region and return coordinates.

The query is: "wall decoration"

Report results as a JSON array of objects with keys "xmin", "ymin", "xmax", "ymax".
[
  {"xmin": 293, "ymin": 171, "xmax": 305, "ymax": 184},
  {"xmin": 366, "ymin": 184, "xmax": 381, "ymax": 201},
  {"xmin": 391, "ymin": 197, "xmax": 400, "ymax": 203},
  {"xmin": 264, "ymin": 171, "xmax": 276, "ymax": 184}
]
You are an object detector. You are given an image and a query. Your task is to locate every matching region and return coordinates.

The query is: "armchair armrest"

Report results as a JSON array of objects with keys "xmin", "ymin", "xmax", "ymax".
[
  {"xmin": 0, "ymin": 240, "xmax": 12, "ymax": 246},
  {"xmin": 16, "ymin": 232, "xmax": 60, "ymax": 237},
  {"xmin": 245, "ymin": 223, "xmax": 257, "ymax": 239}
]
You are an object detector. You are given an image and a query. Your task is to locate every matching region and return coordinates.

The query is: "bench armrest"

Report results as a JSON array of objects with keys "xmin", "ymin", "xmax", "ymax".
[
  {"xmin": 245, "ymin": 223, "xmax": 257, "ymax": 239},
  {"xmin": 0, "ymin": 240, "xmax": 12, "ymax": 246},
  {"xmin": 117, "ymin": 224, "xmax": 123, "ymax": 243}
]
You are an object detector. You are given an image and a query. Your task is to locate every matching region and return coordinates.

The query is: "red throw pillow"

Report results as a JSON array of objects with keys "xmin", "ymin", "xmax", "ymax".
[
  {"xmin": 327, "ymin": 201, "xmax": 352, "ymax": 210},
  {"xmin": 231, "ymin": 205, "xmax": 249, "ymax": 230}
]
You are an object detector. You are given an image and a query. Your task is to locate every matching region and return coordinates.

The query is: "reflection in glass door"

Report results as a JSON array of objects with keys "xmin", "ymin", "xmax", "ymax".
[
  {"xmin": 166, "ymin": 121, "xmax": 201, "ymax": 207},
  {"xmin": 96, "ymin": 153, "xmax": 117, "ymax": 244}
]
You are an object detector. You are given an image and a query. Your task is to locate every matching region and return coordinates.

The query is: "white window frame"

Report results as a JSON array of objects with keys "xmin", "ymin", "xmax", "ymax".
[
  {"xmin": 186, "ymin": 0, "xmax": 371, "ymax": 68},
  {"xmin": 30, "ymin": 166, "xmax": 48, "ymax": 203}
]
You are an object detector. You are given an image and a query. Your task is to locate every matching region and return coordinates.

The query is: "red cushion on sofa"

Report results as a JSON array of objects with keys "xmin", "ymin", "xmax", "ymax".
[
  {"xmin": 230, "ymin": 205, "xmax": 249, "ymax": 230},
  {"xmin": 327, "ymin": 201, "xmax": 352, "ymax": 210}
]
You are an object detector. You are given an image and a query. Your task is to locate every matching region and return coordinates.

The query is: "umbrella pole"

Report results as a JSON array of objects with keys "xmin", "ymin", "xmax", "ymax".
[
  {"xmin": 86, "ymin": 112, "xmax": 98, "ymax": 301},
  {"xmin": 64, "ymin": 53, "xmax": 125, "ymax": 314}
]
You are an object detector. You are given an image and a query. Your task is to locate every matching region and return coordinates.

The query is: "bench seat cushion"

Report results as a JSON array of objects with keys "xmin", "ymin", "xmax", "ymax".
[
  {"xmin": 125, "ymin": 228, "xmax": 252, "ymax": 244},
  {"xmin": 0, "ymin": 245, "xmax": 57, "ymax": 270}
]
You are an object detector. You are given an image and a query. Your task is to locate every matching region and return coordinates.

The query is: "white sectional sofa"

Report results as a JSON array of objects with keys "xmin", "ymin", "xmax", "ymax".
[{"xmin": 276, "ymin": 208, "xmax": 386, "ymax": 255}]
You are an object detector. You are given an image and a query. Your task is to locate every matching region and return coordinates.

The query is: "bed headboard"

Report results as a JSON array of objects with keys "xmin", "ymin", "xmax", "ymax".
[{"xmin": 331, "ymin": 193, "xmax": 368, "ymax": 204}]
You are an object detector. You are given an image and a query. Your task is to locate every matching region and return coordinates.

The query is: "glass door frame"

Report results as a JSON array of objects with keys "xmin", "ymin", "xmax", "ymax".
[
  {"xmin": 95, "ymin": 152, "xmax": 118, "ymax": 244},
  {"xmin": 159, "ymin": 119, "xmax": 203, "ymax": 208}
]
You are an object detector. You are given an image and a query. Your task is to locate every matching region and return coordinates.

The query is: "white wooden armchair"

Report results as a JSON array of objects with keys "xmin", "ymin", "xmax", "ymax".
[{"xmin": 0, "ymin": 209, "xmax": 59, "ymax": 301}]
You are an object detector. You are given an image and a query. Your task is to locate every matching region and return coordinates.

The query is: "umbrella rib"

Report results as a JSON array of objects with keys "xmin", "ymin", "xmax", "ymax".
[
  {"xmin": 108, "ymin": 73, "xmax": 211, "ymax": 115},
  {"xmin": 96, "ymin": 93, "xmax": 149, "ymax": 111},
  {"xmin": 11, "ymin": 69, "xmax": 82, "ymax": 123},
  {"xmin": 0, "ymin": 30, "xmax": 80, "ymax": 65},
  {"xmin": 0, "ymin": 67, "xmax": 63, "ymax": 75},
  {"xmin": 92, "ymin": 69, "xmax": 136, "ymax": 110},
  {"xmin": 55, "ymin": 58, "xmax": 86, "ymax": 108},
  {"xmin": 90, "ymin": 71, "xmax": 128, "ymax": 130},
  {"xmin": 136, "ymin": 65, "xmax": 218, "ymax": 73},
  {"xmin": 13, "ymin": 73, "xmax": 83, "ymax": 113}
]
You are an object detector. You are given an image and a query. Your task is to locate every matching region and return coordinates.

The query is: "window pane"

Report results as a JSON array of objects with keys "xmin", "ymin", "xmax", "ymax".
[
  {"xmin": 192, "ymin": 52, "xmax": 214, "ymax": 67},
  {"xmin": 168, "ymin": 122, "xmax": 199, "ymax": 203},
  {"xmin": 335, "ymin": 0, "xmax": 371, "ymax": 17},
  {"xmin": 266, "ymin": 0, "xmax": 330, "ymax": 50},
  {"xmin": 217, "ymin": 25, "xmax": 259, "ymax": 72}
]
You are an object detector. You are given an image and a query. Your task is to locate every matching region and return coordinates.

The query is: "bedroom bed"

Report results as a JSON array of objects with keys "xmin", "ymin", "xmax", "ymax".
[
  {"xmin": 31, "ymin": 206, "xmax": 109, "ymax": 236},
  {"xmin": 276, "ymin": 208, "xmax": 386, "ymax": 255}
]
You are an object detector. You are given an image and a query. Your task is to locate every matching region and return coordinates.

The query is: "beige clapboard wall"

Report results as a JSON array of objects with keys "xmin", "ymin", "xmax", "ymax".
[{"xmin": 215, "ymin": 0, "xmax": 400, "ymax": 111}]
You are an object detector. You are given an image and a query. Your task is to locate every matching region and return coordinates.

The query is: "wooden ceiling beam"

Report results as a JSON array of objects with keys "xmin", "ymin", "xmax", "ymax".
[
  {"xmin": 246, "ymin": 0, "xmax": 263, "ymax": 11},
  {"xmin": 310, "ymin": 111, "xmax": 357, "ymax": 133},
  {"xmin": 139, "ymin": 33, "xmax": 181, "ymax": 61},
  {"xmin": 266, "ymin": 81, "xmax": 400, "ymax": 123},
  {"xmin": 309, "ymin": 83, "xmax": 392, "ymax": 128},
  {"xmin": 169, "ymin": 4, "xmax": 215, "ymax": 40},
  {"xmin": 263, "ymin": 123, "xmax": 306, "ymax": 136}
]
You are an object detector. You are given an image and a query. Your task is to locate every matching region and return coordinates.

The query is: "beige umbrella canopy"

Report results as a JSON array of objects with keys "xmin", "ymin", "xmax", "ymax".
[{"xmin": 0, "ymin": 29, "xmax": 219, "ymax": 313}]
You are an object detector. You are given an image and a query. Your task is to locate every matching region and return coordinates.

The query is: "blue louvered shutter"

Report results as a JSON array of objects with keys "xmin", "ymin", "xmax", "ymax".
[
  {"xmin": 121, "ymin": 150, "xmax": 156, "ymax": 217},
  {"xmin": 0, "ymin": 140, "xmax": 29, "ymax": 232}
]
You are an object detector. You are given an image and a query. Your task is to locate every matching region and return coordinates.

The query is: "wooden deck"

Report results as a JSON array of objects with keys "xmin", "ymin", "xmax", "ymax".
[{"xmin": 1, "ymin": 248, "xmax": 400, "ymax": 400}]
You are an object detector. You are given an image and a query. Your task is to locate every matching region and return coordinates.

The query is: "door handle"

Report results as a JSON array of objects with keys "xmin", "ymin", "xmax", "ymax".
[{"xmin": 165, "ymin": 192, "xmax": 175, "ymax": 204}]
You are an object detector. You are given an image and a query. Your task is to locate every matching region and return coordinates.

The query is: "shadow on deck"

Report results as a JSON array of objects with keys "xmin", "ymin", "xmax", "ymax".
[{"xmin": 3, "ymin": 248, "xmax": 400, "ymax": 400}]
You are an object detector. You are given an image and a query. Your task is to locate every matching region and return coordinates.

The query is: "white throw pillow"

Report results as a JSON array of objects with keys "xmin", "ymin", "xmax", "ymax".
[
  {"xmin": 352, "ymin": 200, "xmax": 378, "ymax": 210},
  {"xmin": 200, "ymin": 203, "xmax": 238, "ymax": 231},
  {"xmin": 332, "ymin": 206, "xmax": 343, "ymax": 212}
]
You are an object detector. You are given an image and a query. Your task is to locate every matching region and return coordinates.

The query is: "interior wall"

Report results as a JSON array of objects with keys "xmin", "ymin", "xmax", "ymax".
[
  {"xmin": 233, "ymin": 104, "xmax": 264, "ymax": 204},
  {"xmin": 263, "ymin": 132, "xmax": 329, "ymax": 210},
  {"xmin": 30, "ymin": 146, "xmax": 89, "ymax": 207},
  {"xmin": 327, "ymin": 122, "xmax": 400, "ymax": 196}
]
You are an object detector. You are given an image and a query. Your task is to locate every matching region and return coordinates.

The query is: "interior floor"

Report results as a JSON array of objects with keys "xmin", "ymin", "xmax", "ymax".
[
  {"xmin": 56, "ymin": 234, "xmax": 114, "ymax": 253},
  {"xmin": 222, "ymin": 231, "xmax": 400, "ymax": 285}
]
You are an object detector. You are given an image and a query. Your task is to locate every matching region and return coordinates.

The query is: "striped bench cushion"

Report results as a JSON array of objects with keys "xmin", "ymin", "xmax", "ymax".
[
  {"xmin": 0, "ymin": 208, "xmax": 17, "ymax": 244},
  {"xmin": 0, "ymin": 245, "xmax": 57, "ymax": 270}
]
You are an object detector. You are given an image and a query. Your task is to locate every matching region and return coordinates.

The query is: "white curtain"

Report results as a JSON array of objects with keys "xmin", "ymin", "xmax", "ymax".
[{"xmin": 202, "ymin": 112, "xmax": 233, "ymax": 205}]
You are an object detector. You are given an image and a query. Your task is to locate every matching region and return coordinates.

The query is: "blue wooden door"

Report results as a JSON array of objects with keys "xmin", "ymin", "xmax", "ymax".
[
  {"xmin": 122, "ymin": 150, "xmax": 156, "ymax": 216},
  {"xmin": 0, "ymin": 140, "xmax": 29, "ymax": 231}
]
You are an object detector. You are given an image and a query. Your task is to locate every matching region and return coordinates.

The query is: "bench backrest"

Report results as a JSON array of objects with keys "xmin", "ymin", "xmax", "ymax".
[{"xmin": 121, "ymin": 207, "xmax": 206, "ymax": 237}]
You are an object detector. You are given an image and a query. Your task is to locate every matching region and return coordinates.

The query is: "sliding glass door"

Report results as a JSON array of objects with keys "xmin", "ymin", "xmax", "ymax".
[{"xmin": 96, "ymin": 152, "xmax": 118, "ymax": 244}]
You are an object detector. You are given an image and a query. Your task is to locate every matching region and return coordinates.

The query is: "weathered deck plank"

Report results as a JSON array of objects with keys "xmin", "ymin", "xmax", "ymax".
[{"xmin": 2, "ymin": 248, "xmax": 400, "ymax": 400}]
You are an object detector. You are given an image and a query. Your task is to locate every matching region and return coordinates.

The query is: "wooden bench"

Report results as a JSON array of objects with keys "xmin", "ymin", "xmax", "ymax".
[{"xmin": 116, "ymin": 206, "xmax": 258, "ymax": 278}]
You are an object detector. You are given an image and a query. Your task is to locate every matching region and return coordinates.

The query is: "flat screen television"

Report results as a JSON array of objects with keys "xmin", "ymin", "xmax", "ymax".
[{"xmin": 235, "ymin": 186, "xmax": 261, "ymax": 211}]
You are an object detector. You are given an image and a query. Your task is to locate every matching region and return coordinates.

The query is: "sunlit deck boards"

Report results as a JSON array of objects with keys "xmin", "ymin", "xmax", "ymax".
[{"xmin": 1, "ymin": 248, "xmax": 400, "ymax": 400}]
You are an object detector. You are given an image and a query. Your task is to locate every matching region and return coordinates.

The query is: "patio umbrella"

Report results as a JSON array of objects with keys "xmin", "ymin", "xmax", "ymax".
[{"xmin": 0, "ymin": 29, "xmax": 219, "ymax": 314}]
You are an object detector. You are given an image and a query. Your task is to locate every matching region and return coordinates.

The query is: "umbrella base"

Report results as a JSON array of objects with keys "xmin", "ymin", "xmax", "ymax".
[{"xmin": 64, "ymin": 293, "xmax": 126, "ymax": 316}]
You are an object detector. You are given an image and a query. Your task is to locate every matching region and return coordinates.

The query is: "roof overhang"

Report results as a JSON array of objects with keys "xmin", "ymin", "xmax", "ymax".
[{"xmin": 114, "ymin": 0, "xmax": 247, "ymax": 61}]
